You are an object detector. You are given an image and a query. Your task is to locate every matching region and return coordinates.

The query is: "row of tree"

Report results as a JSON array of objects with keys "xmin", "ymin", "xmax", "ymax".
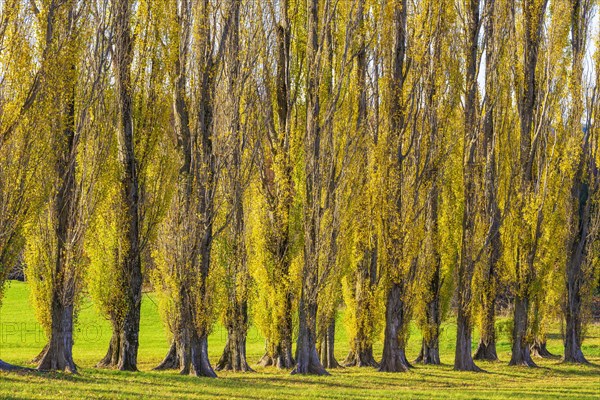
[{"xmin": 0, "ymin": 0, "xmax": 597, "ymax": 377}]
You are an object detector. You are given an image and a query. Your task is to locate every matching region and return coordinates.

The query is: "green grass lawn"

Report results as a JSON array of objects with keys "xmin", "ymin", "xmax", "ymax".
[{"xmin": 0, "ymin": 281, "xmax": 598, "ymax": 399}]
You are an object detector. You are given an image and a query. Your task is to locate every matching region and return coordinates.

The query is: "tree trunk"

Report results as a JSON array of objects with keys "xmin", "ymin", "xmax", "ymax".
[
  {"xmin": 564, "ymin": 220, "xmax": 589, "ymax": 363},
  {"xmin": 509, "ymin": 295, "xmax": 537, "ymax": 367},
  {"xmin": 344, "ymin": 346, "xmax": 378, "ymax": 368},
  {"xmin": 474, "ymin": 308, "xmax": 498, "ymax": 361},
  {"xmin": 475, "ymin": 0, "xmax": 500, "ymax": 364},
  {"xmin": 154, "ymin": 341, "xmax": 179, "ymax": 370},
  {"xmin": 97, "ymin": 327, "xmax": 121, "ymax": 368},
  {"xmin": 216, "ymin": 3, "xmax": 251, "ymax": 372},
  {"xmin": 563, "ymin": 175, "xmax": 590, "ymax": 362},
  {"xmin": 343, "ymin": 0, "xmax": 379, "ymax": 371},
  {"xmin": 319, "ymin": 319, "xmax": 340, "ymax": 369},
  {"xmin": 474, "ymin": 294, "xmax": 498, "ymax": 361},
  {"xmin": 454, "ymin": 0, "xmax": 482, "ymax": 373},
  {"xmin": 37, "ymin": 301, "xmax": 77, "ymax": 373},
  {"xmin": 190, "ymin": 332, "xmax": 216, "ymax": 378},
  {"xmin": 38, "ymin": 14, "xmax": 83, "ymax": 371},
  {"xmin": 417, "ymin": 183, "xmax": 442, "ymax": 366},
  {"xmin": 216, "ymin": 301, "xmax": 253, "ymax": 372},
  {"xmin": 562, "ymin": 0, "xmax": 594, "ymax": 366},
  {"xmin": 292, "ymin": 296, "xmax": 329, "ymax": 375},
  {"xmin": 154, "ymin": 286, "xmax": 194, "ymax": 374},
  {"xmin": 112, "ymin": 0, "xmax": 142, "ymax": 372},
  {"xmin": 562, "ymin": 142, "xmax": 591, "ymax": 365},
  {"xmin": 292, "ymin": 0, "xmax": 328, "ymax": 377},
  {"xmin": 344, "ymin": 247, "xmax": 379, "ymax": 368},
  {"xmin": 257, "ymin": 292, "xmax": 295, "ymax": 368},
  {"xmin": 416, "ymin": 263, "xmax": 441, "ymax": 365},
  {"xmin": 256, "ymin": 0, "xmax": 296, "ymax": 372},
  {"xmin": 530, "ymin": 339, "xmax": 559, "ymax": 359},
  {"xmin": 379, "ymin": 283, "xmax": 411, "ymax": 372},
  {"xmin": 117, "ymin": 261, "xmax": 142, "ymax": 372},
  {"xmin": 510, "ymin": 0, "xmax": 547, "ymax": 371},
  {"xmin": 216, "ymin": 334, "xmax": 253, "ymax": 372},
  {"xmin": 454, "ymin": 302, "xmax": 482, "ymax": 371},
  {"xmin": 216, "ymin": 336, "xmax": 248, "ymax": 372},
  {"xmin": 415, "ymin": 338, "xmax": 440, "ymax": 365}
]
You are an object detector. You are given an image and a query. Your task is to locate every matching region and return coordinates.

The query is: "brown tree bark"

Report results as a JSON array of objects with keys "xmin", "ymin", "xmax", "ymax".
[
  {"xmin": 215, "ymin": 0, "xmax": 252, "ymax": 374},
  {"xmin": 37, "ymin": 8, "xmax": 82, "ymax": 371},
  {"xmin": 97, "ymin": 327, "xmax": 121, "ymax": 368},
  {"xmin": 256, "ymin": 0, "xmax": 295, "ymax": 371},
  {"xmin": 509, "ymin": 0, "xmax": 548, "ymax": 368},
  {"xmin": 530, "ymin": 339, "xmax": 559, "ymax": 359},
  {"xmin": 475, "ymin": 0, "xmax": 500, "ymax": 362},
  {"xmin": 509, "ymin": 295, "xmax": 537, "ymax": 366},
  {"xmin": 185, "ymin": 0, "xmax": 240, "ymax": 378},
  {"xmin": 154, "ymin": 341, "xmax": 179, "ymax": 370},
  {"xmin": 216, "ymin": 304, "xmax": 253, "ymax": 372},
  {"xmin": 379, "ymin": 0, "xmax": 414, "ymax": 374},
  {"xmin": 455, "ymin": 0, "xmax": 483, "ymax": 372},
  {"xmin": 319, "ymin": 319, "xmax": 340, "ymax": 369},
  {"xmin": 563, "ymin": 147, "xmax": 593, "ymax": 364},
  {"xmin": 110, "ymin": 0, "xmax": 143, "ymax": 372},
  {"xmin": 257, "ymin": 293, "xmax": 295, "ymax": 368},
  {"xmin": 563, "ymin": 0, "xmax": 594, "ymax": 365},
  {"xmin": 416, "ymin": 248, "xmax": 441, "ymax": 365},
  {"xmin": 154, "ymin": 0, "xmax": 193, "ymax": 375},
  {"xmin": 153, "ymin": 0, "xmax": 239, "ymax": 379},
  {"xmin": 343, "ymin": 247, "xmax": 379, "ymax": 368},
  {"xmin": 342, "ymin": 0, "xmax": 380, "ymax": 370},
  {"xmin": 293, "ymin": 295, "xmax": 328, "ymax": 375},
  {"xmin": 380, "ymin": 283, "xmax": 411, "ymax": 372},
  {"xmin": 0, "ymin": 0, "xmax": 66, "ymax": 376},
  {"xmin": 416, "ymin": 8, "xmax": 444, "ymax": 364},
  {"xmin": 292, "ymin": 0, "xmax": 328, "ymax": 376},
  {"xmin": 473, "ymin": 297, "xmax": 498, "ymax": 361}
]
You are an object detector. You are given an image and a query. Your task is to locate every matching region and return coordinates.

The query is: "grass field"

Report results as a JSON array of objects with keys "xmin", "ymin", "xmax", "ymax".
[{"xmin": 0, "ymin": 281, "xmax": 598, "ymax": 399}]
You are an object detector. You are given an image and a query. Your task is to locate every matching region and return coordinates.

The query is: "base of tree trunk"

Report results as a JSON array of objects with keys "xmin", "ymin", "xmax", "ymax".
[
  {"xmin": 563, "ymin": 351, "xmax": 589, "ymax": 364},
  {"xmin": 454, "ymin": 357, "xmax": 483, "ymax": 372},
  {"xmin": 215, "ymin": 336, "xmax": 254, "ymax": 372},
  {"xmin": 530, "ymin": 340, "xmax": 559, "ymax": 359},
  {"xmin": 509, "ymin": 296, "xmax": 536, "ymax": 367},
  {"xmin": 379, "ymin": 283, "xmax": 412, "ymax": 373},
  {"xmin": 37, "ymin": 341, "xmax": 77, "ymax": 373},
  {"xmin": 343, "ymin": 347, "xmax": 379, "ymax": 368},
  {"xmin": 508, "ymin": 346, "xmax": 537, "ymax": 367},
  {"xmin": 97, "ymin": 330, "xmax": 121, "ymax": 368},
  {"xmin": 473, "ymin": 339, "xmax": 498, "ymax": 361},
  {"xmin": 154, "ymin": 341, "xmax": 180, "ymax": 370},
  {"xmin": 319, "ymin": 320, "xmax": 341, "ymax": 369},
  {"xmin": 291, "ymin": 355, "xmax": 330, "ymax": 376},
  {"xmin": 563, "ymin": 338, "xmax": 589, "ymax": 364},
  {"xmin": 378, "ymin": 350, "xmax": 411, "ymax": 372},
  {"xmin": 189, "ymin": 334, "xmax": 217, "ymax": 378},
  {"xmin": 257, "ymin": 350, "xmax": 295, "ymax": 369},
  {"xmin": 320, "ymin": 356, "xmax": 340, "ymax": 369},
  {"xmin": 454, "ymin": 312, "xmax": 483, "ymax": 372},
  {"xmin": 36, "ymin": 302, "xmax": 78, "ymax": 373},
  {"xmin": 415, "ymin": 340, "xmax": 440, "ymax": 365},
  {"xmin": 292, "ymin": 331, "xmax": 329, "ymax": 375},
  {"xmin": 117, "ymin": 327, "xmax": 139, "ymax": 371}
]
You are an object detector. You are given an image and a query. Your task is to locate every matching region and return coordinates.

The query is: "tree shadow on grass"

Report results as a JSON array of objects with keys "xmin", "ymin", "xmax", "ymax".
[{"xmin": 548, "ymin": 361, "xmax": 600, "ymax": 376}]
